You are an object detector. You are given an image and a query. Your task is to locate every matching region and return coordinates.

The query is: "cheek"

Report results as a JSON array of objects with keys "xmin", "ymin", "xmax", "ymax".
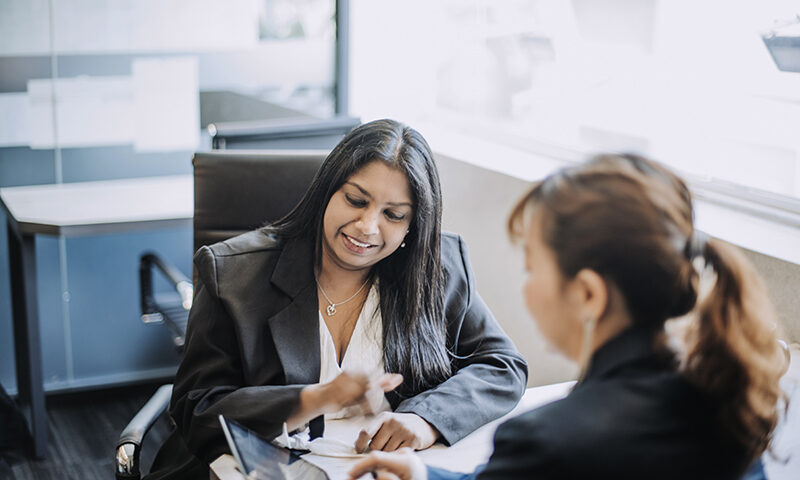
[
  {"xmin": 323, "ymin": 198, "xmax": 345, "ymax": 232},
  {"xmin": 523, "ymin": 277, "xmax": 540, "ymax": 318},
  {"xmin": 523, "ymin": 276, "xmax": 552, "ymax": 332},
  {"xmin": 388, "ymin": 224, "xmax": 408, "ymax": 246},
  {"xmin": 380, "ymin": 218, "xmax": 410, "ymax": 246},
  {"xmin": 524, "ymin": 276, "xmax": 572, "ymax": 355},
  {"xmin": 322, "ymin": 205, "xmax": 335, "ymax": 237}
]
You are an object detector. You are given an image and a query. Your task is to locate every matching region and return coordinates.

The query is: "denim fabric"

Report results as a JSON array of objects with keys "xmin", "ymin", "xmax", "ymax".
[
  {"xmin": 427, "ymin": 464, "xmax": 486, "ymax": 480},
  {"xmin": 427, "ymin": 459, "xmax": 765, "ymax": 480},
  {"xmin": 741, "ymin": 458, "xmax": 767, "ymax": 480}
]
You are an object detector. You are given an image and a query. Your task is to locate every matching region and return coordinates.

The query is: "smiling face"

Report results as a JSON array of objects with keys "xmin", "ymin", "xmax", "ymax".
[
  {"xmin": 321, "ymin": 161, "xmax": 414, "ymax": 274},
  {"xmin": 522, "ymin": 207, "xmax": 584, "ymax": 361}
]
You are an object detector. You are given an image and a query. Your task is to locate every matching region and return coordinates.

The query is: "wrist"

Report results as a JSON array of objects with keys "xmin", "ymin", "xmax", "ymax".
[
  {"xmin": 300, "ymin": 383, "xmax": 327, "ymax": 417},
  {"xmin": 423, "ymin": 420, "xmax": 439, "ymax": 445},
  {"xmin": 411, "ymin": 414, "xmax": 439, "ymax": 448}
]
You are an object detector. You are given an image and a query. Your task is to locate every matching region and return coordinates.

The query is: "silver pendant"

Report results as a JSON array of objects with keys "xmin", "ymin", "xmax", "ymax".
[{"xmin": 326, "ymin": 304, "xmax": 337, "ymax": 316}]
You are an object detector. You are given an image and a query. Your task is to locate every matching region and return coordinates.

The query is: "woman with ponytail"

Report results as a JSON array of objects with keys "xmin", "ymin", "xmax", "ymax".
[{"xmin": 349, "ymin": 153, "xmax": 787, "ymax": 480}]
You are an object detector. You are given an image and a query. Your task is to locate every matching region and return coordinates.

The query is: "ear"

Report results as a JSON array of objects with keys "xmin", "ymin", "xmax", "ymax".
[{"xmin": 570, "ymin": 269, "xmax": 609, "ymax": 323}]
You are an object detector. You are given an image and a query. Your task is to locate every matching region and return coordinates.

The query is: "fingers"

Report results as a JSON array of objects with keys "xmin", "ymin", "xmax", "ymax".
[
  {"xmin": 383, "ymin": 435, "xmax": 405, "ymax": 452},
  {"xmin": 355, "ymin": 413, "xmax": 387, "ymax": 453},
  {"xmin": 376, "ymin": 373, "xmax": 403, "ymax": 392},
  {"xmin": 368, "ymin": 422, "xmax": 393, "ymax": 451},
  {"xmin": 330, "ymin": 372, "xmax": 401, "ymax": 415},
  {"xmin": 348, "ymin": 450, "xmax": 417, "ymax": 480},
  {"xmin": 355, "ymin": 413, "xmax": 418, "ymax": 453},
  {"xmin": 355, "ymin": 428, "xmax": 373, "ymax": 454},
  {"xmin": 374, "ymin": 472, "xmax": 401, "ymax": 480}
]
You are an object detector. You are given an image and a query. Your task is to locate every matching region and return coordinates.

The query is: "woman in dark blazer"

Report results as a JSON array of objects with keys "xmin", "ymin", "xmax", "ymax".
[
  {"xmin": 350, "ymin": 154, "xmax": 786, "ymax": 480},
  {"xmin": 146, "ymin": 119, "xmax": 528, "ymax": 479}
]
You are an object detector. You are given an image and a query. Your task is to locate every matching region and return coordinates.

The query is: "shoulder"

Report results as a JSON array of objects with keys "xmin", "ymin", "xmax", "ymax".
[
  {"xmin": 206, "ymin": 228, "xmax": 281, "ymax": 257},
  {"xmin": 496, "ymin": 395, "xmax": 583, "ymax": 447},
  {"xmin": 439, "ymin": 232, "xmax": 474, "ymax": 303},
  {"xmin": 494, "ymin": 378, "xmax": 667, "ymax": 457},
  {"xmin": 483, "ymin": 405, "xmax": 564, "ymax": 477},
  {"xmin": 491, "ymin": 372, "xmax": 730, "ymax": 477},
  {"xmin": 486, "ymin": 391, "xmax": 615, "ymax": 478},
  {"xmin": 439, "ymin": 232, "xmax": 471, "ymax": 283},
  {"xmin": 193, "ymin": 229, "xmax": 283, "ymax": 293},
  {"xmin": 440, "ymin": 231, "xmax": 466, "ymax": 262}
]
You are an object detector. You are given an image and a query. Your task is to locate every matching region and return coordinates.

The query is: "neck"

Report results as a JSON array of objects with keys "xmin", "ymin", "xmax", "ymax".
[
  {"xmin": 586, "ymin": 291, "xmax": 634, "ymax": 359},
  {"xmin": 591, "ymin": 315, "xmax": 632, "ymax": 354},
  {"xmin": 317, "ymin": 252, "xmax": 371, "ymax": 294}
]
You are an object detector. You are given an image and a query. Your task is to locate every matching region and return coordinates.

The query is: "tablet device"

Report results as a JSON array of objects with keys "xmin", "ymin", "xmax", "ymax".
[{"xmin": 219, "ymin": 415, "xmax": 330, "ymax": 480}]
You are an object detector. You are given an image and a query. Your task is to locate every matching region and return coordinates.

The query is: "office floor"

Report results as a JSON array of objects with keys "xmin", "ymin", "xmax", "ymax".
[{"xmin": 0, "ymin": 382, "xmax": 171, "ymax": 480}]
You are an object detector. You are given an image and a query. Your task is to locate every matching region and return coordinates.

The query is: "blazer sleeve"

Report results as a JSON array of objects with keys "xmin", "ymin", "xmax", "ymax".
[
  {"xmin": 394, "ymin": 234, "xmax": 528, "ymax": 445},
  {"xmin": 168, "ymin": 245, "xmax": 304, "ymax": 464}
]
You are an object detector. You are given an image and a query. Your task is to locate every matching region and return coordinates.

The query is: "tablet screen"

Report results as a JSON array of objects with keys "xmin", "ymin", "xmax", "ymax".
[{"xmin": 219, "ymin": 415, "xmax": 329, "ymax": 480}]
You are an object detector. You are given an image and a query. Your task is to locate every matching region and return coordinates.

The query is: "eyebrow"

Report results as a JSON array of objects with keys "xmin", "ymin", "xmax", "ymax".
[{"xmin": 345, "ymin": 181, "xmax": 413, "ymax": 207}]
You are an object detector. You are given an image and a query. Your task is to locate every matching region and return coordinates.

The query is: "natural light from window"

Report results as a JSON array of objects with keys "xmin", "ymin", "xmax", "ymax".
[{"xmin": 352, "ymin": 0, "xmax": 800, "ymax": 204}]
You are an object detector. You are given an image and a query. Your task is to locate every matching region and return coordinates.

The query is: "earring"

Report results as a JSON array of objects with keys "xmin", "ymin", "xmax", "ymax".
[{"xmin": 400, "ymin": 241, "xmax": 406, "ymax": 248}]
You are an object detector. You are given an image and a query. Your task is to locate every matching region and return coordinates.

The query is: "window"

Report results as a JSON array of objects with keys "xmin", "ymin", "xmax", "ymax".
[
  {"xmin": 352, "ymin": 0, "xmax": 800, "ymax": 211},
  {"xmin": 0, "ymin": 0, "xmax": 338, "ymax": 158}
]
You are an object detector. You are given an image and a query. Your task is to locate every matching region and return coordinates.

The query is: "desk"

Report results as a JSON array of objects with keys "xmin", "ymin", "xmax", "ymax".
[
  {"xmin": 0, "ymin": 175, "xmax": 192, "ymax": 458},
  {"xmin": 210, "ymin": 382, "xmax": 575, "ymax": 480}
]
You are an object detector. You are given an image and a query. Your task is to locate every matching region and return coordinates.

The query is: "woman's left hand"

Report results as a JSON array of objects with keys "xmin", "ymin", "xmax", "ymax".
[
  {"xmin": 355, "ymin": 412, "xmax": 439, "ymax": 453},
  {"xmin": 348, "ymin": 448, "xmax": 427, "ymax": 480}
]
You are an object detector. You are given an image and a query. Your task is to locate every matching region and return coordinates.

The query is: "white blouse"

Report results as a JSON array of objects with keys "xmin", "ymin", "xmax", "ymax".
[
  {"xmin": 276, "ymin": 284, "xmax": 392, "ymax": 449},
  {"xmin": 318, "ymin": 284, "xmax": 392, "ymax": 419}
]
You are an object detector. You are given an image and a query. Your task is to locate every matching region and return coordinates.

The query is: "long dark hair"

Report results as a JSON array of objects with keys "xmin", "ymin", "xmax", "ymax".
[
  {"xmin": 268, "ymin": 119, "xmax": 451, "ymax": 395},
  {"xmin": 508, "ymin": 153, "xmax": 786, "ymax": 463}
]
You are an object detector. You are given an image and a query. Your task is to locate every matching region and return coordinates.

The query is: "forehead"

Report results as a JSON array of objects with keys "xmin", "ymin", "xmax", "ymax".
[{"xmin": 345, "ymin": 161, "xmax": 412, "ymax": 201}]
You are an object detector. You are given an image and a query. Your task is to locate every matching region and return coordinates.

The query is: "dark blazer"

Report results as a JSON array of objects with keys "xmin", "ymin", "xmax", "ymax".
[
  {"xmin": 477, "ymin": 325, "xmax": 749, "ymax": 480},
  {"xmin": 146, "ymin": 230, "xmax": 528, "ymax": 479}
]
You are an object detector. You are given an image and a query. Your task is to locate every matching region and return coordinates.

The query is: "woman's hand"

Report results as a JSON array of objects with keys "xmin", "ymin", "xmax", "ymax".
[
  {"xmin": 288, "ymin": 372, "xmax": 403, "ymax": 430},
  {"xmin": 355, "ymin": 412, "xmax": 439, "ymax": 453},
  {"xmin": 348, "ymin": 448, "xmax": 427, "ymax": 480}
]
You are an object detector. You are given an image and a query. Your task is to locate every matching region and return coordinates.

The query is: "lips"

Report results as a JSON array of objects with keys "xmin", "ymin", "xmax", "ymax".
[{"xmin": 341, "ymin": 232, "xmax": 377, "ymax": 254}]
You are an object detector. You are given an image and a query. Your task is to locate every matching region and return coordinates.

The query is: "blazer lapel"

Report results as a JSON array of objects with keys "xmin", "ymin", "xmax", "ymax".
[{"xmin": 266, "ymin": 236, "xmax": 321, "ymax": 385}]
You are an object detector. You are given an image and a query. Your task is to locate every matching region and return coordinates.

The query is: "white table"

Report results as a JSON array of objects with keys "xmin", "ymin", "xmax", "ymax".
[
  {"xmin": 210, "ymin": 382, "xmax": 575, "ymax": 480},
  {"xmin": 0, "ymin": 175, "xmax": 192, "ymax": 458}
]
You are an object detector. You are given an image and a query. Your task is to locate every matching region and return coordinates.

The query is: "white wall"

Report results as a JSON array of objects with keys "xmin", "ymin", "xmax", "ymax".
[
  {"xmin": 436, "ymin": 152, "xmax": 578, "ymax": 386},
  {"xmin": 435, "ymin": 152, "xmax": 800, "ymax": 387}
]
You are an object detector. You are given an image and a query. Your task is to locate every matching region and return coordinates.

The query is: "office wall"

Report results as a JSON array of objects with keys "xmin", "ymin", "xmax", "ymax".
[
  {"xmin": 435, "ymin": 152, "xmax": 800, "ymax": 387},
  {"xmin": 0, "ymin": 146, "xmax": 193, "ymax": 395},
  {"xmin": 436, "ymin": 153, "xmax": 577, "ymax": 386},
  {"xmin": 742, "ymin": 249, "xmax": 800, "ymax": 343}
]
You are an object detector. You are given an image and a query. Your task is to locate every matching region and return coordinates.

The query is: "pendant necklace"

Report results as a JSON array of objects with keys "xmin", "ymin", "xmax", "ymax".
[{"xmin": 316, "ymin": 276, "xmax": 370, "ymax": 316}]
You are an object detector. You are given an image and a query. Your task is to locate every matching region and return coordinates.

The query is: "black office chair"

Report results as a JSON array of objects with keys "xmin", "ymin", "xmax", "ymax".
[
  {"xmin": 116, "ymin": 150, "xmax": 327, "ymax": 480},
  {"xmin": 209, "ymin": 115, "xmax": 361, "ymax": 150}
]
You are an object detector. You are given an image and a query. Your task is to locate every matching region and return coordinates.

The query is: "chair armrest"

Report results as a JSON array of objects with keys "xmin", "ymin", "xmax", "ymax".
[
  {"xmin": 140, "ymin": 252, "xmax": 193, "ymax": 323},
  {"xmin": 116, "ymin": 384, "xmax": 173, "ymax": 480}
]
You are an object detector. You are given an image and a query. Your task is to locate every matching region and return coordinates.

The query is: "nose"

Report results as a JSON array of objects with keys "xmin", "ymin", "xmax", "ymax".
[{"xmin": 355, "ymin": 207, "xmax": 380, "ymax": 235}]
